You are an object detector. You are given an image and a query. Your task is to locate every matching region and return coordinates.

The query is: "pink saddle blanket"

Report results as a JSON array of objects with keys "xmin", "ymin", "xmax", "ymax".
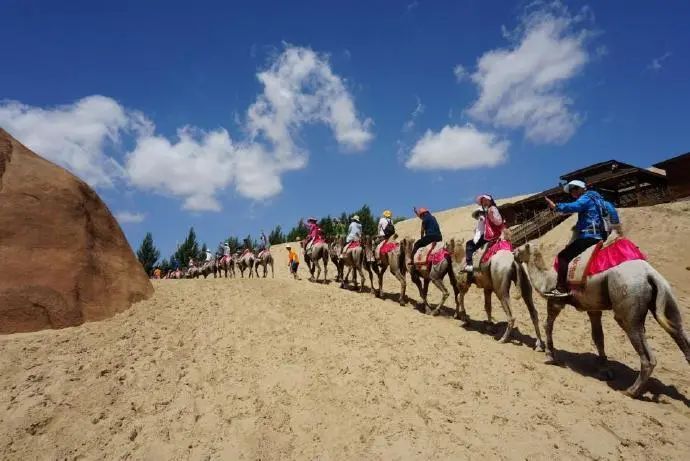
[
  {"xmin": 481, "ymin": 239, "xmax": 513, "ymax": 264},
  {"xmin": 554, "ymin": 237, "xmax": 647, "ymax": 278},
  {"xmin": 380, "ymin": 241, "xmax": 399, "ymax": 256},
  {"xmin": 428, "ymin": 248, "xmax": 450, "ymax": 265}
]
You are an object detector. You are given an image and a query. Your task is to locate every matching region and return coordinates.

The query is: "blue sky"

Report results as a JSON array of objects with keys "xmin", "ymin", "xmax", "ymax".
[{"xmin": 2, "ymin": 0, "xmax": 688, "ymax": 257}]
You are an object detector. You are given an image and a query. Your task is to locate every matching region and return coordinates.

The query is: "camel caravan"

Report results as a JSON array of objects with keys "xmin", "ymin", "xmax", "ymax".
[
  {"xmin": 162, "ymin": 181, "xmax": 690, "ymax": 399},
  {"xmin": 294, "ymin": 186, "xmax": 689, "ymax": 399}
]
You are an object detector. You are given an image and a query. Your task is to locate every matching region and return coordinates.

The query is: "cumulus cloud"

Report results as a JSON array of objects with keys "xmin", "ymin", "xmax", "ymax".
[
  {"xmin": 648, "ymin": 52, "xmax": 671, "ymax": 71},
  {"xmin": 0, "ymin": 96, "xmax": 140, "ymax": 187},
  {"xmin": 126, "ymin": 46, "xmax": 372, "ymax": 209},
  {"xmin": 115, "ymin": 211, "xmax": 145, "ymax": 224},
  {"xmin": 467, "ymin": 2, "xmax": 591, "ymax": 144},
  {"xmin": 406, "ymin": 124, "xmax": 508, "ymax": 170},
  {"xmin": 1, "ymin": 46, "xmax": 372, "ymax": 212}
]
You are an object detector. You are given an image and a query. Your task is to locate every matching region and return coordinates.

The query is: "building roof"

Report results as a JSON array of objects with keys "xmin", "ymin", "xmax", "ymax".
[
  {"xmin": 559, "ymin": 160, "xmax": 638, "ymax": 181},
  {"xmin": 652, "ymin": 152, "xmax": 690, "ymax": 169}
]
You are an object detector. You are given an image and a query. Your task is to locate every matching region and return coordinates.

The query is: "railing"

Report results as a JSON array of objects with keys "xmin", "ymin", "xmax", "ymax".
[{"xmin": 509, "ymin": 209, "xmax": 569, "ymax": 247}]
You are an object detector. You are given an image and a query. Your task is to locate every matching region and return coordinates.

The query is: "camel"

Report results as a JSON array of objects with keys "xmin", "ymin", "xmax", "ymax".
[
  {"xmin": 368, "ymin": 237, "xmax": 408, "ymax": 306},
  {"xmin": 302, "ymin": 239, "xmax": 329, "ymax": 283},
  {"xmin": 449, "ymin": 239, "xmax": 544, "ymax": 349},
  {"xmin": 236, "ymin": 251, "xmax": 255, "ymax": 278},
  {"xmin": 254, "ymin": 250, "xmax": 275, "ymax": 278},
  {"xmin": 337, "ymin": 237, "xmax": 374, "ymax": 292},
  {"xmin": 515, "ymin": 240, "xmax": 690, "ymax": 398},
  {"xmin": 199, "ymin": 260, "xmax": 214, "ymax": 279},
  {"xmin": 214, "ymin": 255, "xmax": 235, "ymax": 278},
  {"xmin": 329, "ymin": 240, "xmax": 345, "ymax": 282},
  {"xmin": 403, "ymin": 239, "xmax": 459, "ymax": 315}
]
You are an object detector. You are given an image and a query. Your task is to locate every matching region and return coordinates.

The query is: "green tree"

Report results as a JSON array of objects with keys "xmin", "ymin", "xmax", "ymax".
[
  {"xmin": 268, "ymin": 225, "xmax": 285, "ymax": 244},
  {"xmin": 136, "ymin": 232, "xmax": 160, "ymax": 275},
  {"xmin": 286, "ymin": 219, "xmax": 309, "ymax": 242},
  {"xmin": 243, "ymin": 234, "xmax": 253, "ymax": 250},
  {"xmin": 224, "ymin": 236, "xmax": 240, "ymax": 253},
  {"xmin": 159, "ymin": 258, "xmax": 171, "ymax": 273},
  {"xmin": 319, "ymin": 215, "xmax": 336, "ymax": 239},
  {"xmin": 174, "ymin": 227, "xmax": 200, "ymax": 268},
  {"xmin": 352, "ymin": 204, "xmax": 377, "ymax": 236}
]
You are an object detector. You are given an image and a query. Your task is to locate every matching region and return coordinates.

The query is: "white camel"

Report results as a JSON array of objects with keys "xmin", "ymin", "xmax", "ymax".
[{"xmin": 515, "ymin": 240, "xmax": 690, "ymax": 398}]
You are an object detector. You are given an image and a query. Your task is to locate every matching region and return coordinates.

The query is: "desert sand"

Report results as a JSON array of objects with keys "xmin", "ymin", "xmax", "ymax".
[{"xmin": 1, "ymin": 201, "xmax": 689, "ymax": 460}]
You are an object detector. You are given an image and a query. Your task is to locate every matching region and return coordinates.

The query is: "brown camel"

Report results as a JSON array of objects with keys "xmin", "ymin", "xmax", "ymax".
[
  {"xmin": 254, "ymin": 250, "xmax": 275, "ymax": 278},
  {"xmin": 403, "ymin": 239, "xmax": 459, "ymax": 315},
  {"xmin": 214, "ymin": 255, "xmax": 235, "ymax": 278},
  {"xmin": 449, "ymin": 239, "xmax": 544, "ymax": 350},
  {"xmin": 236, "ymin": 251, "xmax": 255, "ymax": 278},
  {"xmin": 338, "ymin": 237, "xmax": 374, "ymax": 292},
  {"xmin": 515, "ymin": 240, "xmax": 690, "ymax": 398},
  {"xmin": 369, "ymin": 237, "xmax": 408, "ymax": 306},
  {"xmin": 302, "ymin": 239, "xmax": 329, "ymax": 283}
]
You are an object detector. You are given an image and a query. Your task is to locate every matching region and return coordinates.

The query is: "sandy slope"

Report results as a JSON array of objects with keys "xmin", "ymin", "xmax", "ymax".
[{"xmin": 1, "ymin": 201, "xmax": 689, "ymax": 460}]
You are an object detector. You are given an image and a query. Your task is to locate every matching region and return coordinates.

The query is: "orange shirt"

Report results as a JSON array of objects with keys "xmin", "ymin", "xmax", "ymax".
[{"xmin": 288, "ymin": 250, "xmax": 299, "ymax": 264}]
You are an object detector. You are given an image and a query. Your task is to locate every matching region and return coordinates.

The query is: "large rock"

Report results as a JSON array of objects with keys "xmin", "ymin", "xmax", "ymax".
[{"xmin": 0, "ymin": 129, "xmax": 153, "ymax": 334}]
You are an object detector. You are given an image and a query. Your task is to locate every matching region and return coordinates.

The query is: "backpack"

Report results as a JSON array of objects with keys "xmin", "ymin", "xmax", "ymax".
[
  {"xmin": 588, "ymin": 192, "xmax": 612, "ymax": 238},
  {"xmin": 383, "ymin": 218, "xmax": 395, "ymax": 237}
]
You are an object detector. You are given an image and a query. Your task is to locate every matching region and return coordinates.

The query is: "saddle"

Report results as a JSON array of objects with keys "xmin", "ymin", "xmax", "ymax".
[
  {"xmin": 472, "ymin": 239, "xmax": 513, "ymax": 269},
  {"xmin": 375, "ymin": 239, "xmax": 398, "ymax": 260},
  {"xmin": 559, "ymin": 233, "xmax": 646, "ymax": 287},
  {"xmin": 413, "ymin": 242, "xmax": 449, "ymax": 268},
  {"xmin": 257, "ymin": 249, "xmax": 270, "ymax": 259},
  {"xmin": 343, "ymin": 240, "xmax": 361, "ymax": 253}
]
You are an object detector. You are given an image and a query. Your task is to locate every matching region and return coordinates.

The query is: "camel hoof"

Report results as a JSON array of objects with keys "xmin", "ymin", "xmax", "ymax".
[
  {"xmin": 498, "ymin": 335, "xmax": 510, "ymax": 344},
  {"xmin": 534, "ymin": 341, "xmax": 545, "ymax": 353},
  {"xmin": 544, "ymin": 354, "xmax": 557, "ymax": 365},
  {"xmin": 622, "ymin": 388, "xmax": 641, "ymax": 399}
]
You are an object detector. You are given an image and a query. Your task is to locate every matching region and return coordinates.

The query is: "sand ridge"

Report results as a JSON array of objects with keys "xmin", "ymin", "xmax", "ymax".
[{"xmin": 1, "ymin": 201, "xmax": 689, "ymax": 459}]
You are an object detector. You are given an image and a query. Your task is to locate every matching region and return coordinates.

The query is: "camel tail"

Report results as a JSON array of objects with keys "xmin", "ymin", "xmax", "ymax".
[{"xmin": 648, "ymin": 269, "xmax": 690, "ymax": 363}]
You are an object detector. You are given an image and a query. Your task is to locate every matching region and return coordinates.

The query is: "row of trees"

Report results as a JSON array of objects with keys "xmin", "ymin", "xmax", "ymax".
[{"xmin": 135, "ymin": 205, "xmax": 407, "ymax": 274}]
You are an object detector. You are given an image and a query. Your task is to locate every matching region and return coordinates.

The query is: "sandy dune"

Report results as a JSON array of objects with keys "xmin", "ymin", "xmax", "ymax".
[{"xmin": 1, "ymin": 201, "xmax": 689, "ymax": 460}]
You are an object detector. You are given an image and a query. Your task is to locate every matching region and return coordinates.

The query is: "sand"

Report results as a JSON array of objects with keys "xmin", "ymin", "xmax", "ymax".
[{"xmin": 1, "ymin": 201, "xmax": 689, "ymax": 460}]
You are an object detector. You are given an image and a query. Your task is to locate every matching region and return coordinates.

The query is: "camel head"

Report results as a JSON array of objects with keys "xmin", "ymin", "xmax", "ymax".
[
  {"xmin": 515, "ymin": 241, "xmax": 549, "ymax": 271},
  {"xmin": 447, "ymin": 238, "xmax": 465, "ymax": 263}
]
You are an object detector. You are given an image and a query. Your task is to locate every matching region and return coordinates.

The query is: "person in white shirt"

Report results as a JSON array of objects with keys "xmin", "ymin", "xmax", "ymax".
[
  {"xmin": 377, "ymin": 210, "xmax": 395, "ymax": 241},
  {"xmin": 465, "ymin": 207, "xmax": 486, "ymax": 272}
]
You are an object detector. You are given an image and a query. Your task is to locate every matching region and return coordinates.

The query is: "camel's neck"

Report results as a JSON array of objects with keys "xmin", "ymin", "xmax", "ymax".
[{"xmin": 524, "ymin": 259, "xmax": 557, "ymax": 294}]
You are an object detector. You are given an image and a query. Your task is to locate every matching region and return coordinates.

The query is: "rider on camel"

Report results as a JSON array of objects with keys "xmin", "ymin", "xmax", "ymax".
[
  {"xmin": 545, "ymin": 180, "xmax": 620, "ymax": 298},
  {"xmin": 465, "ymin": 194, "xmax": 504, "ymax": 272},
  {"xmin": 377, "ymin": 210, "xmax": 395, "ymax": 243},
  {"xmin": 259, "ymin": 230, "xmax": 269, "ymax": 252},
  {"xmin": 305, "ymin": 218, "xmax": 324, "ymax": 250},
  {"xmin": 340, "ymin": 215, "xmax": 362, "ymax": 258},
  {"xmin": 410, "ymin": 207, "xmax": 442, "ymax": 265}
]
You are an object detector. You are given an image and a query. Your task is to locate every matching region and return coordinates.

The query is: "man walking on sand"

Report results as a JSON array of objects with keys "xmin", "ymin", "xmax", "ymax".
[{"xmin": 287, "ymin": 244, "xmax": 300, "ymax": 280}]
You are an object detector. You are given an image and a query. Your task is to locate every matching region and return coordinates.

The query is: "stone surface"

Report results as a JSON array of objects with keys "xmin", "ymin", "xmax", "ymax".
[{"xmin": 0, "ymin": 128, "xmax": 153, "ymax": 333}]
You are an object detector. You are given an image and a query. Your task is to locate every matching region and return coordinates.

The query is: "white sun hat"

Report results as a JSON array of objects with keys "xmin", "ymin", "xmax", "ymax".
[{"xmin": 563, "ymin": 180, "xmax": 587, "ymax": 193}]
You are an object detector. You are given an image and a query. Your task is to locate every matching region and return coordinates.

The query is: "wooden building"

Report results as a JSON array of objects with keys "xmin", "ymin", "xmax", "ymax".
[
  {"xmin": 653, "ymin": 152, "xmax": 690, "ymax": 200},
  {"xmin": 499, "ymin": 159, "xmax": 670, "ymax": 246}
]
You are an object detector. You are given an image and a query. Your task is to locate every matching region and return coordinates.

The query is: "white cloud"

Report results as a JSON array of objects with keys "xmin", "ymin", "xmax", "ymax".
[
  {"xmin": 453, "ymin": 64, "xmax": 467, "ymax": 82},
  {"xmin": 115, "ymin": 211, "xmax": 145, "ymax": 224},
  {"xmin": 467, "ymin": 2, "xmax": 591, "ymax": 144},
  {"xmin": 648, "ymin": 52, "xmax": 671, "ymax": 71},
  {"xmin": 407, "ymin": 1, "xmax": 419, "ymax": 12},
  {"xmin": 1, "ymin": 46, "xmax": 372, "ymax": 212},
  {"xmin": 125, "ymin": 46, "xmax": 373, "ymax": 210},
  {"xmin": 0, "ymin": 95, "xmax": 140, "ymax": 187},
  {"xmin": 406, "ymin": 124, "xmax": 509, "ymax": 170}
]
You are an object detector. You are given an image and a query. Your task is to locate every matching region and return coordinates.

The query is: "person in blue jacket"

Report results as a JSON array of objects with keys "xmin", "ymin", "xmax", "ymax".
[{"xmin": 545, "ymin": 180, "xmax": 620, "ymax": 297}]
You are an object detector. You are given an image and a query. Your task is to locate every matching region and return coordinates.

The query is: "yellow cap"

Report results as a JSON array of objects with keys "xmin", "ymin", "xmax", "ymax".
[{"xmin": 383, "ymin": 210, "xmax": 392, "ymax": 218}]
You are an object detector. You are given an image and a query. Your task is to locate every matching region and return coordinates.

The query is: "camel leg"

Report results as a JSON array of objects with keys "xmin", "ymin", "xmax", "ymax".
[
  {"xmin": 341, "ymin": 266, "xmax": 352, "ymax": 289},
  {"xmin": 356, "ymin": 264, "xmax": 367, "ymax": 292},
  {"xmin": 271, "ymin": 261, "xmax": 274, "ymax": 278},
  {"xmin": 323, "ymin": 256, "xmax": 329, "ymax": 283},
  {"xmin": 497, "ymin": 292, "xmax": 515, "ymax": 343},
  {"xmin": 376, "ymin": 268, "xmax": 385, "ymax": 298},
  {"xmin": 455, "ymin": 290, "xmax": 469, "ymax": 324},
  {"xmin": 621, "ymin": 324, "xmax": 657, "ymax": 398},
  {"xmin": 544, "ymin": 301, "xmax": 563, "ymax": 364},
  {"xmin": 395, "ymin": 270, "xmax": 407, "ymax": 306},
  {"xmin": 588, "ymin": 311, "xmax": 613, "ymax": 380},
  {"xmin": 421, "ymin": 278, "xmax": 431, "ymax": 311},
  {"xmin": 483, "ymin": 289, "xmax": 494, "ymax": 324},
  {"xmin": 428, "ymin": 278, "xmax": 448, "ymax": 316},
  {"xmin": 524, "ymin": 294, "xmax": 544, "ymax": 352}
]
